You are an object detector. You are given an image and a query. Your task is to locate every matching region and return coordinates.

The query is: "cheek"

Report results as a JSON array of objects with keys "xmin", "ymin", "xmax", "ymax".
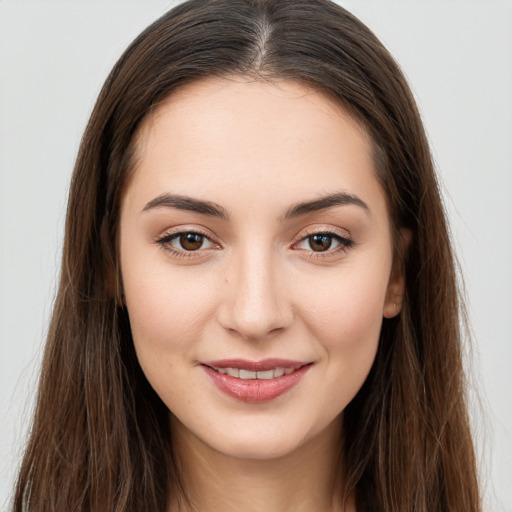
[
  {"xmin": 295, "ymin": 266, "xmax": 388, "ymax": 403},
  {"xmin": 122, "ymin": 259, "xmax": 217, "ymax": 368},
  {"xmin": 122, "ymin": 266, "xmax": 221, "ymax": 412},
  {"xmin": 299, "ymin": 267, "xmax": 387, "ymax": 345},
  {"xmin": 295, "ymin": 276, "xmax": 385, "ymax": 434}
]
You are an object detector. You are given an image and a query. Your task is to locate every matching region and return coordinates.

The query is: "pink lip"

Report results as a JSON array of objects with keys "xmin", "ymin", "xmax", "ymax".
[
  {"xmin": 202, "ymin": 358, "xmax": 307, "ymax": 372},
  {"xmin": 201, "ymin": 359, "xmax": 312, "ymax": 403}
]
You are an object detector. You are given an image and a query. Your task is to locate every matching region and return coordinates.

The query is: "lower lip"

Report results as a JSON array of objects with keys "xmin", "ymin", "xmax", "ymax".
[{"xmin": 202, "ymin": 365, "xmax": 312, "ymax": 403}]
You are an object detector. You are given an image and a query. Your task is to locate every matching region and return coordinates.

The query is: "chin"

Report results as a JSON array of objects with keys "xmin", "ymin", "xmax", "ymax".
[
  {"xmin": 195, "ymin": 412, "xmax": 340, "ymax": 462},
  {"xmin": 208, "ymin": 431, "xmax": 307, "ymax": 461}
]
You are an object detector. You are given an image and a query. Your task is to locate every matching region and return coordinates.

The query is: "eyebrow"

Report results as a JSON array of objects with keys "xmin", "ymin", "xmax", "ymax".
[
  {"xmin": 142, "ymin": 193, "xmax": 229, "ymax": 219},
  {"xmin": 142, "ymin": 191, "xmax": 370, "ymax": 220},
  {"xmin": 283, "ymin": 192, "xmax": 370, "ymax": 219}
]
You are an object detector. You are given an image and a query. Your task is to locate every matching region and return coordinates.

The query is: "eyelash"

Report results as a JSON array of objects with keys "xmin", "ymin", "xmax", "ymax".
[
  {"xmin": 155, "ymin": 229, "xmax": 217, "ymax": 259},
  {"xmin": 295, "ymin": 229, "xmax": 354, "ymax": 259},
  {"xmin": 155, "ymin": 229, "xmax": 354, "ymax": 259}
]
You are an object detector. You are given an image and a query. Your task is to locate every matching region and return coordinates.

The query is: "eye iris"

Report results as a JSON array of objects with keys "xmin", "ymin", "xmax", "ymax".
[
  {"xmin": 309, "ymin": 234, "xmax": 332, "ymax": 252},
  {"xmin": 180, "ymin": 233, "xmax": 204, "ymax": 251}
]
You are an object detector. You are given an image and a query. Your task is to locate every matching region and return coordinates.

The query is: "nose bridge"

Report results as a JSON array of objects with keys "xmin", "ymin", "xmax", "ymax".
[{"xmin": 219, "ymin": 240, "xmax": 290, "ymax": 340}]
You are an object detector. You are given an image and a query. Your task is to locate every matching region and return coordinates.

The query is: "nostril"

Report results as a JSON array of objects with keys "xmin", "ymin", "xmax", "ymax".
[{"xmin": 224, "ymin": 324, "xmax": 285, "ymax": 342}]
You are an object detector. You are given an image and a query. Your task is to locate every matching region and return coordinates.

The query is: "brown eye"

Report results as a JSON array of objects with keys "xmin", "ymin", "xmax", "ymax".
[
  {"xmin": 294, "ymin": 231, "xmax": 353, "ymax": 255},
  {"xmin": 156, "ymin": 230, "xmax": 217, "ymax": 255},
  {"xmin": 179, "ymin": 233, "xmax": 205, "ymax": 251},
  {"xmin": 308, "ymin": 234, "xmax": 333, "ymax": 252}
]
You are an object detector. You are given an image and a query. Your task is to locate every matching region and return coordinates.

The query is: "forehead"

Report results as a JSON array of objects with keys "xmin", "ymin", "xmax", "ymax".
[
  {"xmin": 136, "ymin": 77, "xmax": 370, "ymax": 161},
  {"xmin": 124, "ymin": 77, "xmax": 386, "ymax": 220}
]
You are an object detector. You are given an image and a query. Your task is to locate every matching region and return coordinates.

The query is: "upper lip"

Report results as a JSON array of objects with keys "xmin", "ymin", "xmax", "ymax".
[{"xmin": 201, "ymin": 358, "xmax": 310, "ymax": 372}]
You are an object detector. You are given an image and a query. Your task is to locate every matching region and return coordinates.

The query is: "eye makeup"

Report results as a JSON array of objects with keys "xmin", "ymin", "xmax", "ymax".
[{"xmin": 154, "ymin": 225, "xmax": 355, "ymax": 261}]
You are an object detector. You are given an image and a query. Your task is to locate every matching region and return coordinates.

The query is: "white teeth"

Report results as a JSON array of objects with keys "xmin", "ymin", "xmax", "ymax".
[
  {"xmin": 273, "ymin": 367, "xmax": 285, "ymax": 377},
  {"xmin": 239, "ymin": 369, "xmax": 257, "ymax": 379},
  {"xmin": 226, "ymin": 368, "xmax": 240, "ymax": 378},
  {"xmin": 215, "ymin": 367, "xmax": 297, "ymax": 379}
]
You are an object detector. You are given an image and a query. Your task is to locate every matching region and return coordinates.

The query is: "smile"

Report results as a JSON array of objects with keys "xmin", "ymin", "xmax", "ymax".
[
  {"xmin": 210, "ymin": 367, "xmax": 296, "ymax": 379},
  {"xmin": 201, "ymin": 359, "xmax": 313, "ymax": 402}
]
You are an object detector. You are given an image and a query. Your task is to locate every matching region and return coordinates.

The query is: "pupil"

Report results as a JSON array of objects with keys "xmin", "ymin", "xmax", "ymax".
[
  {"xmin": 180, "ymin": 233, "xmax": 203, "ymax": 251},
  {"xmin": 310, "ymin": 234, "xmax": 332, "ymax": 252}
]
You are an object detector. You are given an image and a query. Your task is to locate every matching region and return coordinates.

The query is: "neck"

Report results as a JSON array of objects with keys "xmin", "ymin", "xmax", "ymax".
[{"xmin": 169, "ymin": 415, "xmax": 355, "ymax": 512}]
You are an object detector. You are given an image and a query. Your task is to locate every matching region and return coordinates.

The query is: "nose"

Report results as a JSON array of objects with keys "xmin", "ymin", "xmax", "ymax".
[{"xmin": 217, "ymin": 245, "xmax": 293, "ymax": 341}]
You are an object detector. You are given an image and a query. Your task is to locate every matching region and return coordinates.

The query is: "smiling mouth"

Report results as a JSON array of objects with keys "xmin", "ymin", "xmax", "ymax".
[
  {"xmin": 200, "ymin": 359, "xmax": 312, "ymax": 402},
  {"xmin": 201, "ymin": 361, "xmax": 313, "ymax": 402},
  {"xmin": 207, "ymin": 366, "xmax": 298, "ymax": 380},
  {"xmin": 201, "ymin": 358, "xmax": 311, "ymax": 379}
]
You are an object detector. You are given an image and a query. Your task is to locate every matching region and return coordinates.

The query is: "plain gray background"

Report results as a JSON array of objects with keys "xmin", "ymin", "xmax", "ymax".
[{"xmin": 1, "ymin": 1, "xmax": 511, "ymax": 510}]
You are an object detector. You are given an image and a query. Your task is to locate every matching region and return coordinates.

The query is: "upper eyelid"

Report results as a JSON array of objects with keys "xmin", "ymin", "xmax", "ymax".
[
  {"xmin": 294, "ymin": 225, "xmax": 352, "ymax": 242},
  {"xmin": 156, "ymin": 225, "xmax": 217, "ymax": 241},
  {"xmin": 300, "ymin": 230, "xmax": 350, "ymax": 241}
]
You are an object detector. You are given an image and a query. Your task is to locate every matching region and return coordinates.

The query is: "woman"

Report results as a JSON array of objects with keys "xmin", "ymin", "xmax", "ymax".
[{"xmin": 13, "ymin": 0, "xmax": 481, "ymax": 510}]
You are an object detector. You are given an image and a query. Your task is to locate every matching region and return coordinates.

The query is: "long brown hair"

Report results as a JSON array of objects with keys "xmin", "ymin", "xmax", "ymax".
[{"xmin": 14, "ymin": 1, "xmax": 480, "ymax": 510}]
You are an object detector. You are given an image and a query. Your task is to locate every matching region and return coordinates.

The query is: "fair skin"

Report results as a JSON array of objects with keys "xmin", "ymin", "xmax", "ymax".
[{"xmin": 119, "ymin": 78, "xmax": 405, "ymax": 512}]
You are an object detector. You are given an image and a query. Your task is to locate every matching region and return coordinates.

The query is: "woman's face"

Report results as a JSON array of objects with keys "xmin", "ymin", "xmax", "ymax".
[{"xmin": 119, "ymin": 78, "xmax": 404, "ymax": 460}]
